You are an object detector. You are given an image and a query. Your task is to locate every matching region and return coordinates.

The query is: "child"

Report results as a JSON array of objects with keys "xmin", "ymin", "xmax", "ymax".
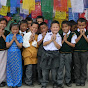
[
  {"xmin": 40, "ymin": 20, "xmax": 62, "ymax": 88},
  {"xmin": 26, "ymin": 17, "xmax": 33, "ymax": 32},
  {"xmin": 57, "ymin": 20, "xmax": 76, "ymax": 88},
  {"xmin": 69, "ymin": 20, "xmax": 77, "ymax": 83},
  {"xmin": 22, "ymin": 22, "xmax": 39, "ymax": 86},
  {"xmin": 74, "ymin": 18, "xmax": 88, "ymax": 86},
  {"xmin": 0, "ymin": 18, "xmax": 10, "ymax": 87},
  {"xmin": 36, "ymin": 16, "xmax": 44, "ymax": 24},
  {"xmin": 70, "ymin": 20, "xmax": 77, "ymax": 32},
  {"xmin": 37, "ymin": 22, "xmax": 48, "ymax": 84},
  {"xmin": 6, "ymin": 23, "xmax": 23, "ymax": 88},
  {"xmin": 19, "ymin": 20, "xmax": 28, "ymax": 37}
]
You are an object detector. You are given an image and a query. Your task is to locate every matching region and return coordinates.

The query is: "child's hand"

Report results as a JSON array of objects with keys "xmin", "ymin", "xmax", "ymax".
[
  {"xmin": 0, "ymin": 29, "xmax": 4, "ymax": 37},
  {"xmin": 80, "ymin": 29, "xmax": 83, "ymax": 35},
  {"xmin": 64, "ymin": 34, "xmax": 67, "ymax": 42},
  {"xmin": 82, "ymin": 29, "xmax": 85, "ymax": 35},
  {"xmin": 21, "ymin": 33, "xmax": 24, "ymax": 37},
  {"xmin": 42, "ymin": 32, "xmax": 46, "ymax": 38},
  {"xmin": 51, "ymin": 34, "xmax": 56, "ymax": 41},
  {"xmin": 12, "ymin": 34, "xmax": 17, "ymax": 41},
  {"xmin": 30, "ymin": 33, "xmax": 35, "ymax": 41}
]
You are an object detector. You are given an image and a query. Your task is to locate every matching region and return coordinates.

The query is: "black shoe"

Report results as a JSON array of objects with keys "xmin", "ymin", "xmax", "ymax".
[
  {"xmin": 57, "ymin": 84, "xmax": 64, "ymax": 88},
  {"xmin": 25, "ymin": 83, "xmax": 34, "ymax": 87},
  {"xmin": 76, "ymin": 83, "xmax": 80, "ymax": 86},
  {"xmin": 41, "ymin": 86, "xmax": 46, "ymax": 88},
  {"xmin": 80, "ymin": 83, "xmax": 85, "ymax": 86},
  {"xmin": 0, "ymin": 82, "xmax": 6, "ymax": 87},
  {"xmin": 53, "ymin": 84, "xmax": 57, "ymax": 88},
  {"xmin": 65, "ymin": 83, "xmax": 72, "ymax": 87}
]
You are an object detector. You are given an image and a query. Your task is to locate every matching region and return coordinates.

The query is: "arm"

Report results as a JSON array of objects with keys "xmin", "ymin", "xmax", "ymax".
[
  {"xmin": 53, "ymin": 41, "xmax": 61, "ymax": 49},
  {"xmin": 15, "ymin": 39, "xmax": 22, "ymax": 48},
  {"xmin": 38, "ymin": 37, "xmax": 44, "ymax": 45},
  {"xmin": 6, "ymin": 39, "xmax": 14, "ymax": 48},
  {"xmin": 65, "ymin": 40, "xmax": 75, "ymax": 47},
  {"xmin": 75, "ymin": 34, "xmax": 82, "ymax": 43},
  {"xmin": 83, "ymin": 34, "xmax": 88, "ymax": 42},
  {"xmin": 43, "ymin": 39, "xmax": 52, "ymax": 46}
]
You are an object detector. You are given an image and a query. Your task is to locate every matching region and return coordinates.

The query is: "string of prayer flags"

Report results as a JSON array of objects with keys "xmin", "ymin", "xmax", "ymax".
[
  {"xmin": 0, "ymin": 6, "xmax": 8, "ymax": 16},
  {"xmin": 68, "ymin": 8, "xmax": 79, "ymax": 22},
  {"xmin": 6, "ymin": 0, "xmax": 10, "ymax": 6},
  {"xmin": 54, "ymin": 0, "xmax": 67, "ymax": 11},
  {"xmin": 35, "ymin": 0, "xmax": 40, "ymax": 2},
  {"xmin": 0, "ymin": 0, "xmax": 7, "ymax": 6},
  {"xmin": 71, "ymin": 0, "xmax": 84, "ymax": 13},
  {"xmin": 31, "ymin": 2, "xmax": 42, "ymax": 18},
  {"xmin": 84, "ymin": 0, "xmax": 88, "ymax": 8},
  {"xmin": 55, "ymin": 11, "xmax": 66, "ymax": 19}
]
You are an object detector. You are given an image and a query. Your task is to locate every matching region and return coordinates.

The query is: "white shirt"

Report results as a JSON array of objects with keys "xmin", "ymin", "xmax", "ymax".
[
  {"xmin": 19, "ymin": 30, "xmax": 26, "ymax": 35},
  {"xmin": 23, "ymin": 31, "xmax": 37, "ymax": 48},
  {"xmin": 37, "ymin": 34, "xmax": 43, "ymax": 42},
  {"xmin": 63, "ymin": 30, "xmax": 77, "ymax": 44},
  {"xmin": 43, "ymin": 32, "xmax": 62, "ymax": 51},
  {"xmin": 77, "ymin": 28, "xmax": 88, "ymax": 38}
]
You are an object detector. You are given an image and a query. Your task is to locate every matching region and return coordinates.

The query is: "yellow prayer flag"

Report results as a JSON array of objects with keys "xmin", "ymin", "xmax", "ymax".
[
  {"xmin": 0, "ymin": 6, "xmax": 8, "ymax": 16},
  {"xmin": 55, "ymin": 11, "xmax": 66, "ymax": 19}
]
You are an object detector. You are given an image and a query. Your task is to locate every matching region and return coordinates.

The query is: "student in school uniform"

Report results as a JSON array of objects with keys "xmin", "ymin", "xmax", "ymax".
[
  {"xmin": 37, "ymin": 22, "xmax": 48, "ymax": 84},
  {"xmin": 57, "ymin": 20, "xmax": 76, "ymax": 88},
  {"xmin": 74, "ymin": 18, "xmax": 88, "ymax": 86},
  {"xmin": 40, "ymin": 20, "xmax": 62, "ymax": 88}
]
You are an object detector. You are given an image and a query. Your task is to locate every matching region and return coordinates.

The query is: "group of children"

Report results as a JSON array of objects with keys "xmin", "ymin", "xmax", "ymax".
[{"xmin": 0, "ymin": 16, "xmax": 88, "ymax": 88}]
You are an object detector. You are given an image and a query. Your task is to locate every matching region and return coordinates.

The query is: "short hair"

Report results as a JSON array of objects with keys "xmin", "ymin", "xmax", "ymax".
[
  {"xmin": 77, "ymin": 18, "xmax": 87, "ymax": 24},
  {"xmin": 36, "ymin": 16, "xmax": 44, "ymax": 22},
  {"xmin": 26, "ymin": 17, "xmax": 33, "ymax": 22},
  {"xmin": 31, "ymin": 22, "xmax": 39, "ymax": 27},
  {"xmin": 51, "ymin": 20, "xmax": 59, "ymax": 27},
  {"xmin": 69, "ymin": 20, "xmax": 77, "ymax": 27},
  {"xmin": 39, "ymin": 22, "xmax": 47, "ymax": 29},
  {"xmin": 10, "ymin": 22, "xmax": 20, "ymax": 30},
  {"xmin": 19, "ymin": 20, "xmax": 28, "ymax": 26},
  {"xmin": 61, "ymin": 20, "xmax": 70, "ymax": 26},
  {"xmin": 0, "ymin": 18, "xmax": 8, "ymax": 24}
]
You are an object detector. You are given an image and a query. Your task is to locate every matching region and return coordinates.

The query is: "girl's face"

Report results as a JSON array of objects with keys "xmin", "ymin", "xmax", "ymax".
[
  {"xmin": 20, "ymin": 23, "xmax": 27, "ymax": 32},
  {"xmin": 30, "ymin": 24, "xmax": 38, "ymax": 33},
  {"xmin": 0, "ymin": 20, "xmax": 7, "ymax": 29},
  {"xmin": 11, "ymin": 26, "xmax": 19, "ymax": 34}
]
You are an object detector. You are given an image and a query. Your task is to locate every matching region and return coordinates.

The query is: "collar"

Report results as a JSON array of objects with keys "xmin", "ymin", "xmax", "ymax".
[
  {"xmin": 49, "ymin": 32, "xmax": 60, "ymax": 37},
  {"xmin": 19, "ymin": 30, "xmax": 26, "ymax": 34},
  {"xmin": 63, "ymin": 30, "xmax": 71, "ymax": 36},
  {"xmin": 77, "ymin": 28, "xmax": 86, "ymax": 32}
]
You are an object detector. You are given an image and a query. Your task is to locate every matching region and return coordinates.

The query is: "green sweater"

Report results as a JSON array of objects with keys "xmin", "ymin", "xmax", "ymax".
[
  {"xmin": 60, "ymin": 32, "xmax": 74, "ymax": 53},
  {"xmin": 74, "ymin": 30, "xmax": 88, "ymax": 52}
]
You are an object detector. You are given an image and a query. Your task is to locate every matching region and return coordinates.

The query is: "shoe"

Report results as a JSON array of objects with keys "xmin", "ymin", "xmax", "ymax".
[
  {"xmin": 41, "ymin": 86, "xmax": 46, "ymax": 88},
  {"xmin": 57, "ymin": 84, "xmax": 64, "ymax": 88},
  {"xmin": 65, "ymin": 83, "xmax": 72, "ymax": 87},
  {"xmin": 25, "ymin": 83, "xmax": 34, "ymax": 87},
  {"xmin": 80, "ymin": 82, "xmax": 85, "ymax": 86},
  {"xmin": 53, "ymin": 84, "xmax": 57, "ymax": 88},
  {"xmin": 76, "ymin": 83, "xmax": 80, "ymax": 86},
  {"xmin": 0, "ymin": 82, "xmax": 6, "ymax": 87}
]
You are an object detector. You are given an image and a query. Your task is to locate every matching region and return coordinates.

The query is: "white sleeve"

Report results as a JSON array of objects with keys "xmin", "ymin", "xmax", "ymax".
[
  {"xmin": 56, "ymin": 36, "xmax": 62, "ymax": 46},
  {"xmin": 71, "ymin": 34, "xmax": 77, "ymax": 44},
  {"xmin": 37, "ymin": 34, "xmax": 43, "ymax": 42},
  {"xmin": 87, "ymin": 35, "xmax": 88, "ymax": 38},
  {"xmin": 32, "ymin": 40, "xmax": 37, "ymax": 47},
  {"xmin": 43, "ymin": 33, "xmax": 50, "ymax": 43},
  {"xmin": 23, "ymin": 33, "xmax": 31, "ymax": 48}
]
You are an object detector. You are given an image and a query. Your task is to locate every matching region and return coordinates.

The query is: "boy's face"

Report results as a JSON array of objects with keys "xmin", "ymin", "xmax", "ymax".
[
  {"xmin": 40, "ymin": 25, "xmax": 48, "ymax": 33},
  {"xmin": 11, "ymin": 26, "xmax": 19, "ymax": 34},
  {"xmin": 62, "ymin": 24, "xmax": 70, "ymax": 33},
  {"xmin": 0, "ymin": 20, "xmax": 7, "ymax": 29},
  {"xmin": 77, "ymin": 21, "xmax": 86, "ymax": 30},
  {"xmin": 27, "ymin": 21, "xmax": 32, "ymax": 29},
  {"xmin": 30, "ymin": 24, "xmax": 38, "ymax": 33},
  {"xmin": 20, "ymin": 23, "xmax": 27, "ymax": 32},
  {"xmin": 37, "ymin": 18, "xmax": 43, "ymax": 24},
  {"xmin": 51, "ymin": 23, "xmax": 60, "ymax": 34}
]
